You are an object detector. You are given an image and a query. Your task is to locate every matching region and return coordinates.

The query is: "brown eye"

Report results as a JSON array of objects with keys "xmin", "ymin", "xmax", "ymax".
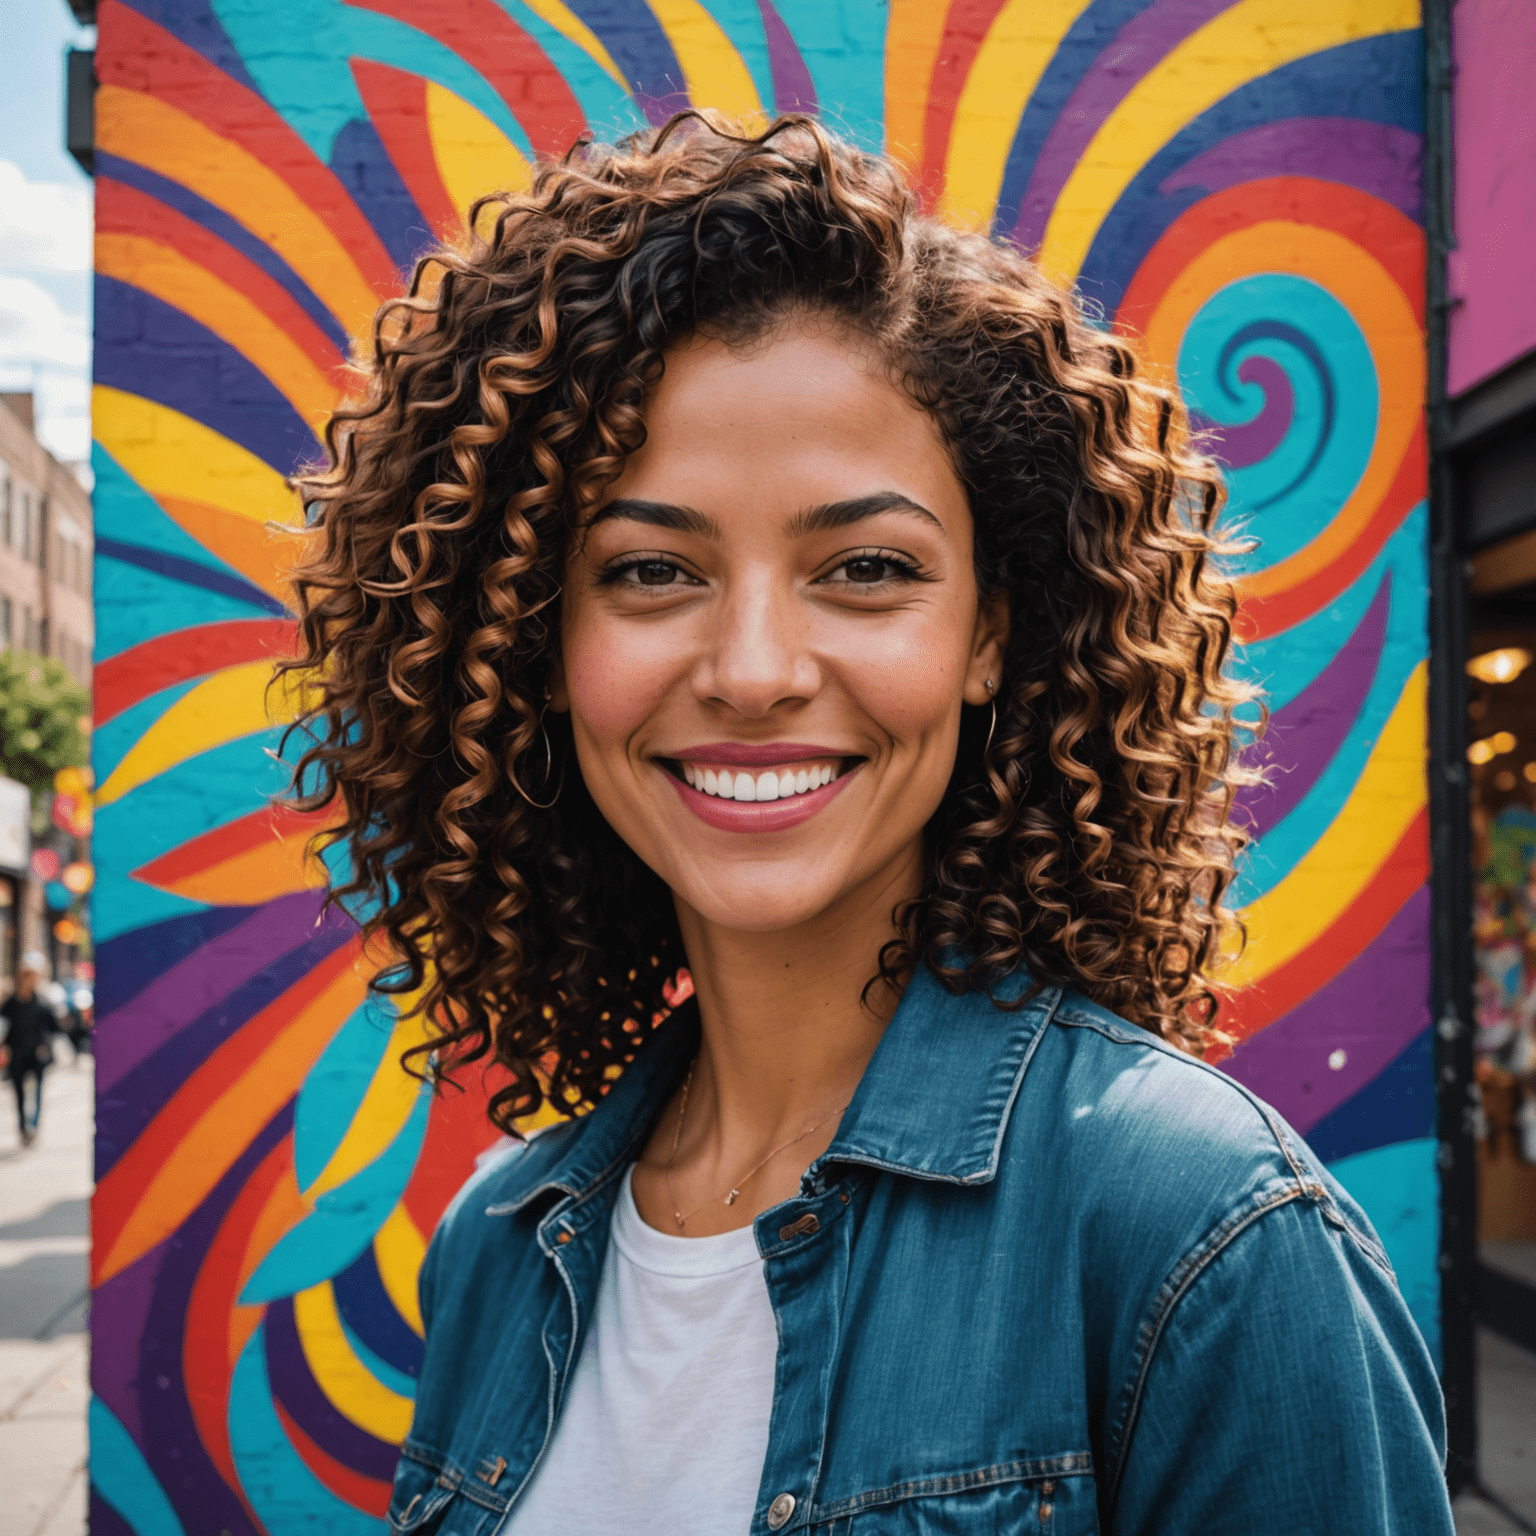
[
  {"xmin": 634, "ymin": 561, "xmax": 680, "ymax": 585},
  {"xmin": 844, "ymin": 557, "xmax": 892, "ymax": 584}
]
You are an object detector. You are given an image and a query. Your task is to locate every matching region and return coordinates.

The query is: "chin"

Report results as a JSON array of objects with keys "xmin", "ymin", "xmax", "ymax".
[{"xmin": 669, "ymin": 864, "xmax": 851, "ymax": 935}]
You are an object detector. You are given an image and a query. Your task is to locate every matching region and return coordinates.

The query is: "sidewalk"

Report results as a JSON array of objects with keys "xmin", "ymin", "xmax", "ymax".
[{"xmin": 0, "ymin": 1050, "xmax": 91, "ymax": 1536}]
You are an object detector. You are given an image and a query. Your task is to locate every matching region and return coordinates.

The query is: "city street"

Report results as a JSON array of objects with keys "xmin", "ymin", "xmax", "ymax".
[{"xmin": 0, "ymin": 1047, "xmax": 90, "ymax": 1536}]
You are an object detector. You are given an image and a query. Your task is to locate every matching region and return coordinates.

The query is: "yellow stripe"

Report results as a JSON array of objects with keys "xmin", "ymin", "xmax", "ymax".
[
  {"xmin": 1226, "ymin": 663, "xmax": 1426, "ymax": 989},
  {"xmin": 939, "ymin": 0, "xmax": 1093, "ymax": 230},
  {"xmin": 1036, "ymin": 0, "xmax": 1419, "ymax": 280},
  {"xmin": 426, "ymin": 81, "xmax": 535, "ymax": 231},
  {"xmin": 95, "ymin": 85, "xmax": 381, "ymax": 335},
  {"xmin": 517, "ymin": 0, "xmax": 630, "ymax": 89},
  {"xmin": 374, "ymin": 1204, "xmax": 428, "ymax": 1337},
  {"xmin": 95, "ymin": 660, "xmax": 310, "ymax": 807},
  {"xmin": 648, "ymin": 0, "xmax": 763, "ymax": 123},
  {"xmin": 95, "ymin": 233, "xmax": 340, "ymax": 430},
  {"xmin": 92, "ymin": 386, "xmax": 297, "ymax": 530},
  {"xmin": 293, "ymin": 1281, "xmax": 415, "ymax": 1443},
  {"xmin": 303, "ymin": 1001, "xmax": 432, "ymax": 1201}
]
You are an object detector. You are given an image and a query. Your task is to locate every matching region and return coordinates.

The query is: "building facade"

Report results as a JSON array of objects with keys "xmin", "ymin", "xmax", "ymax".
[{"xmin": 0, "ymin": 393, "xmax": 93, "ymax": 688}]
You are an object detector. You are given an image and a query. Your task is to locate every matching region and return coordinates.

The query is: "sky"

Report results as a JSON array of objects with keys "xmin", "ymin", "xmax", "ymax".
[{"xmin": 0, "ymin": 4, "xmax": 97, "ymax": 465}]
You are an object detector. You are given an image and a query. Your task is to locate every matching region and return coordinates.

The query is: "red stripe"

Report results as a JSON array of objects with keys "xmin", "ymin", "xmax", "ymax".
[
  {"xmin": 97, "ymin": 0, "xmax": 399, "ymax": 297},
  {"xmin": 350, "ymin": 62, "xmax": 462, "ymax": 240},
  {"xmin": 132, "ymin": 801, "xmax": 338, "ymax": 889},
  {"xmin": 918, "ymin": 0, "xmax": 1011, "ymax": 206},
  {"xmin": 97, "ymin": 178, "xmax": 348, "ymax": 381},
  {"xmin": 95, "ymin": 619, "xmax": 296, "ymax": 726},
  {"xmin": 350, "ymin": 0, "xmax": 586, "ymax": 158},
  {"xmin": 400, "ymin": 1066, "xmax": 507, "ymax": 1237},
  {"xmin": 1116, "ymin": 175, "xmax": 1426, "ymax": 341},
  {"xmin": 1221, "ymin": 806, "xmax": 1430, "ymax": 1043},
  {"xmin": 93, "ymin": 940, "xmax": 363, "ymax": 1279},
  {"xmin": 1238, "ymin": 423, "xmax": 1426, "ymax": 642},
  {"xmin": 183, "ymin": 1134, "xmax": 294, "ymax": 1505},
  {"xmin": 273, "ymin": 1396, "xmax": 394, "ymax": 1516}
]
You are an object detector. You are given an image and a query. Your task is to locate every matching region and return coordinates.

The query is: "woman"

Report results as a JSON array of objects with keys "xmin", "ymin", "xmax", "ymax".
[{"xmin": 286, "ymin": 118, "xmax": 1451, "ymax": 1534}]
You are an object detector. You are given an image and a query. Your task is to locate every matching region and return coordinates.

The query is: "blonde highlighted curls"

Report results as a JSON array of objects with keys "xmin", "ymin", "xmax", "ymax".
[{"xmin": 281, "ymin": 113, "xmax": 1259, "ymax": 1132}]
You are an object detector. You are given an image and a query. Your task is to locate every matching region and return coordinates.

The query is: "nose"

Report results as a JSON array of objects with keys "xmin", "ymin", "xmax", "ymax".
[{"xmin": 691, "ymin": 567, "xmax": 820, "ymax": 719}]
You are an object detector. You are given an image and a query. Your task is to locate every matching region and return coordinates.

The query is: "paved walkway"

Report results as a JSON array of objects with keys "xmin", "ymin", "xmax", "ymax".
[{"xmin": 0, "ymin": 1050, "xmax": 91, "ymax": 1536}]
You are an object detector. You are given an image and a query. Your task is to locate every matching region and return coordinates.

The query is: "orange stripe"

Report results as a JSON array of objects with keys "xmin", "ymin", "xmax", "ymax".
[
  {"xmin": 884, "ymin": 0, "xmax": 954, "ymax": 179},
  {"xmin": 97, "ymin": 0, "xmax": 398, "ymax": 301},
  {"xmin": 93, "ymin": 940, "xmax": 366, "ymax": 1283},
  {"xmin": 918, "ymin": 0, "xmax": 1010, "ymax": 205},
  {"xmin": 95, "ymin": 178, "xmax": 348, "ymax": 383}
]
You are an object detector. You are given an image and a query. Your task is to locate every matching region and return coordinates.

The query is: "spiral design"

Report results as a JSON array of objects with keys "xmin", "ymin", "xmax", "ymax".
[{"xmin": 88, "ymin": 2, "xmax": 1435, "ymax": 1530}]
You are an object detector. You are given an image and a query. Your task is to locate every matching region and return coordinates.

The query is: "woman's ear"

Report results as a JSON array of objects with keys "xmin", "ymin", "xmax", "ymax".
[
  {"xmin": 963, "ymin": 593, "xmax": 1010, "ymax": 707},
  {"xmin": 546, "ymin": 653, "xmax": 571, "ymax": 713}
]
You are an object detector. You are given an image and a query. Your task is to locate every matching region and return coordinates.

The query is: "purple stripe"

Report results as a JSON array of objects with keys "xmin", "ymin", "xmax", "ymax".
[
  {"xmin": 90, "ymin": 1104, "xmax": 294, "ymax": 1533},
  {"xmin": 1234, "ymin": 571, "xmax": 1389, "ymax": 838},
  {"xmin": 90, "ymin": 1245, "xmax": 166, "ymax": 1448},
  {"xmin": 95, "ymin": 892, "xmax": 344, "ymax": 1093},
  {"xmin": 265, "ymin": 1297, "xmax": 403, "ymax": 1482},
  {"xmin": 1158, "ymin": 118, "xmax": 1423, "ymax": 220},
  {"xmin": 1012, "ymin": 0, "xmax": 1231, "ymax": 250},
  {"xmin": 1224, "ymin": 884, "xmax": 1430, "ymax": 1134},
  {"xmin": 1193, "ymin": 356, "xmax": 1294, "ymax": 469},
  {"xmin": 758, "ymin": 0, "xmax": 817, "ymax": 113}
]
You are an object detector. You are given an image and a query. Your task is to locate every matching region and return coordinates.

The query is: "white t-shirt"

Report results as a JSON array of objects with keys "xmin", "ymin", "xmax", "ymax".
[{"xmin": 500, "ymin": 1165, "xmax": 779, "ymax": 1534}]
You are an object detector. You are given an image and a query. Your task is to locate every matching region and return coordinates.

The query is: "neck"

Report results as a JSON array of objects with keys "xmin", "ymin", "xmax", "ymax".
[{"xmin": 671, "ymin": 838, "xmax": 920, "ymax": 1146}]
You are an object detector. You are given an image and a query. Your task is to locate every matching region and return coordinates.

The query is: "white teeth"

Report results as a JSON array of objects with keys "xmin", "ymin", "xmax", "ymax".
[{"xmin": 684, "ymin": 761, "xmax": 843, "ymax": 799}]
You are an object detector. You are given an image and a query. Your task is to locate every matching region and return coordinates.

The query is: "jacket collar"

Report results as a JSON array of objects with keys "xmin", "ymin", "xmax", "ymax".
[{"xmin": 489, "ymin": 961, "xmax": 1061, "ymax": 1217}]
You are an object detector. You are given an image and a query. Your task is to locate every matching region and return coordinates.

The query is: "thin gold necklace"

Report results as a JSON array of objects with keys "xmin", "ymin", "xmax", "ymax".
[{"xmin": 662, "ymin": 1064, "xmax": 851, "ymax": 1231}]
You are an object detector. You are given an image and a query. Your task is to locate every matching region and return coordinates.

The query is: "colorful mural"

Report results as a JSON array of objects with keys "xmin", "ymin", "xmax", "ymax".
[{"xmin": 90, "ymin": 1, "xmax": 1431, "ymax": 1529}]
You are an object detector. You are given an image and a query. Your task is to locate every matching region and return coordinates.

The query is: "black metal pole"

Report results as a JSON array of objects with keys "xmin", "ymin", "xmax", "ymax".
[{"xmin": 1423, "ymin": 0, "xmax": 1478, "ymax": 1496}]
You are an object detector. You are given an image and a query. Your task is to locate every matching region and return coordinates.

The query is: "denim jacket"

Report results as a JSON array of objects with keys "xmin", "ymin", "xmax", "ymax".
[{"xmin": 390, "ymin": 963, "xmax": 1453, "ymax": 1534}]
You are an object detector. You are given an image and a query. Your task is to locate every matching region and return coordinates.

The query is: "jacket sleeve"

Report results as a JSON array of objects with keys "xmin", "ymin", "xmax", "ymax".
[{"xmin": 1109, "ymin": 1191, "xmax": 1453, "ymax": 1536}]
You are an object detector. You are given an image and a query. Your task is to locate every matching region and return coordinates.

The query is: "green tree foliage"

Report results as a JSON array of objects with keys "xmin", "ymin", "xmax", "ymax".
[{"xmin": 0, "ymin": 651, "xmax": 88, "ymax": 799}]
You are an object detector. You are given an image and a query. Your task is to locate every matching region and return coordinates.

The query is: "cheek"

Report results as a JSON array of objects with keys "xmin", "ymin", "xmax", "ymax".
[
  {"xmin": 835, "ymin": 614, "xmax": 974, "ymax": 746},
  {"xmin": 562, "ymin": 604, "xmax": 680, "ymax": 747}
]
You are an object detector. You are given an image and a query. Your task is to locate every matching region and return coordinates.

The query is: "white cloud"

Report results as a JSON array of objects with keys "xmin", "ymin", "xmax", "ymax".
[
  {"xmin": 0, "ymin": 272, "xmax": 90, "ymax": 462},
  {"xmin": 0, "ymin": 161, "xmax": 91, "ymax": 275},
  {"xmin": 0, "ymin": 273, "xmax": 89, "ymax": 373}
]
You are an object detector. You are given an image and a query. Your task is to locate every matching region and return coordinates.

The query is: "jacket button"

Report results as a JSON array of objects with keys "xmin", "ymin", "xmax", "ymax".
[
  {"xmin": 767, "ymin": 1492, "xmax": 796, "ymax": 1529},
  {"xmin": 556, "ymin": 1230, "xmax": 573, "ymax": 1244},
  {"xmin": 778, "ymin": 1213, "xmax": 819, "ymax": 1242}
]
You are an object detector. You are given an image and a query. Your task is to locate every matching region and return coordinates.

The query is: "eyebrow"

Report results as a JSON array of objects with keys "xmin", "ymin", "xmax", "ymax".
[{"xmin": 585, "ymin": 491, "xmax": 942, "ymax": 538}]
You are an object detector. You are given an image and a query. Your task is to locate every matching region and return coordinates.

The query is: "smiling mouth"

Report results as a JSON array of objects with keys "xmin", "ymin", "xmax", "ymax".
[{"xmin": 671, "ymin": 758, "xmax": 851, "ymax": 803}]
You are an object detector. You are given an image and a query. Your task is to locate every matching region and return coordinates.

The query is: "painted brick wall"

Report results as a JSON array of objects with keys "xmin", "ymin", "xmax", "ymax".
[{"xmin": 89, "ymin": 3, "xmax": 1433, "ymax": 1529}]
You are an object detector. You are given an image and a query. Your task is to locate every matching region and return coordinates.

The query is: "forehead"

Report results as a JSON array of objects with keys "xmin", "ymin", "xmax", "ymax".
[{"xmin": 606, "ymin": 324, "xmax": 963, "ymax": 519}]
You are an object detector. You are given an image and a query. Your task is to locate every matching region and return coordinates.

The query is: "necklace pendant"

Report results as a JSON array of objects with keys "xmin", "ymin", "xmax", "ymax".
[
  {"xmin": 725, "ymin": 1188, "xmax": 739, "ymax": 1205},
  {"xmin": 673, "ymin": 1213, "xmax": 685, "ymax": 1229}
]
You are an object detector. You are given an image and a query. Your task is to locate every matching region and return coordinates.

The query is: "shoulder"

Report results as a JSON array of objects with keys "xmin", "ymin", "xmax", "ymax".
[{"xmin": 1009, "ymin": 987, "xmax": 1389, "ymax": 1276}]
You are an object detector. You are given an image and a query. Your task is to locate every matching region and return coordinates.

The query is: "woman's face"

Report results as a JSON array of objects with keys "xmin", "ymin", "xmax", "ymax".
[{"xmin": 554, "ymin": 319, "xmax": 1007, "ymax": 936}]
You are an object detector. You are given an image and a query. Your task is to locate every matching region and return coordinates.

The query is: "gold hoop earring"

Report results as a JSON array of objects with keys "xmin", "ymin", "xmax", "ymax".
[{"xmin": 510, "ymin": 711, "xmax": 563, "ymax": 810}]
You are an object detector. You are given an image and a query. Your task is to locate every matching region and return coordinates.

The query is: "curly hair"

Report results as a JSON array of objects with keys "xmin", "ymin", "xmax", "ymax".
[{"xmin": 281, "ymin": 113, "xmax": 1259, "ymax": 1131}]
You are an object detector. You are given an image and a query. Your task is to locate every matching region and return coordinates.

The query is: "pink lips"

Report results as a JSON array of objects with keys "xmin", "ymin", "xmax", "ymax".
[{"xmin": 662, "ymin": 744, "xmax": 859, "ymax": 833}]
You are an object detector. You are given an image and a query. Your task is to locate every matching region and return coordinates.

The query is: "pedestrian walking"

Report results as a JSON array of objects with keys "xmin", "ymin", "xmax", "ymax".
[{"xmin": 2, "ymin": 953, "xmax": 58, "ymax": 1146}]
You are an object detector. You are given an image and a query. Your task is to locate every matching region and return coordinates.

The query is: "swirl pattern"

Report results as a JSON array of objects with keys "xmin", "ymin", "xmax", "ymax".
[{"xmin": 89, "ymin": 1, "xmax": 1433, "ymax": 1529}]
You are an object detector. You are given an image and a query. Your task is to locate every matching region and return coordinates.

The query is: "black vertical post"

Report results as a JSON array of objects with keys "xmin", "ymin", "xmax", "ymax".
[{"xmin": 1423, "ymin": 0, "xmax": 1478, "ymax": 1495}]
